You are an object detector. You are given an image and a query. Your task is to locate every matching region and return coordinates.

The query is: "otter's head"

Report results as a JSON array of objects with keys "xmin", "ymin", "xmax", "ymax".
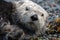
[
  {"xmin": 15, "ymin": 0, "xmax": 49, "ymax": 34},
  {"xmin": 15, "ymin": 0, "xmax": 48, "ymax": 23}
]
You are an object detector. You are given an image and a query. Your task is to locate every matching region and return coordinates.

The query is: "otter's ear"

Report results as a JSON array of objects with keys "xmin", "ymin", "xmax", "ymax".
[{"xmin": 16, "ymin": 1, "xmax": 24, "ymax": 7}]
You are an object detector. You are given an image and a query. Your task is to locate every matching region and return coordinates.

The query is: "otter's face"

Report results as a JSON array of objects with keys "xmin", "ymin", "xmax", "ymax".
[
  {"xmin": 16, "ymin": 1, "xmax": 48, "ymax": 24},
  {"xmin": 17, "ymin": 6, "xmax": 38, "ymax": 23}
]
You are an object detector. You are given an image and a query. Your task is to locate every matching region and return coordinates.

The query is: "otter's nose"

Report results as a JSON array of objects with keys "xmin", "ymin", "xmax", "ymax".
[{"xmin": 31, "ymin": 14, "xmax": 38, "ymax": 21}]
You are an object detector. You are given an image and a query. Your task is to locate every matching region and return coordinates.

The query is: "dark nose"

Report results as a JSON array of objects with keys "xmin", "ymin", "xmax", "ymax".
[{"xmin": 31, "ymin": 14, "xmax": 38, "ymax": 21}]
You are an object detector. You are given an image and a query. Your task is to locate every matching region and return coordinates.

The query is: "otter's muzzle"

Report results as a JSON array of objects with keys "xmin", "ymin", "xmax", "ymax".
[{"xmin": 31, "ymin": 14, "xmax": 38, "ymax": 21}]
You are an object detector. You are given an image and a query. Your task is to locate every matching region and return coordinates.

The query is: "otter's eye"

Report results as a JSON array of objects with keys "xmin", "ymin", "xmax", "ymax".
[
  {"xmin": 41, "ymin": 14, "xmax": 44, "ymax": 16},
  {"xmin": 25, "ymin": 7, "xmax": 29, "ymax": 11}
]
